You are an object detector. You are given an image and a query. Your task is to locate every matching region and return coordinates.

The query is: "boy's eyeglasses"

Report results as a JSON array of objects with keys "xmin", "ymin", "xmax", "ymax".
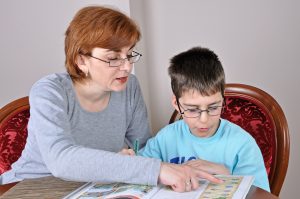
[
  {"xmin": 176, "ymin": 98, "xmax": 223, "ymax": 118},
  {"xmin": 80, "ymin": 51, "xmax": 142, "ymax": 67}
]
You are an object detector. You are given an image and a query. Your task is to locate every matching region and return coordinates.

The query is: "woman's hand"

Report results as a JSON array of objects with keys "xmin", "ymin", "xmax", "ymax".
[
  {"xmin": 184, "ymin": 159, "xmax": 230, "ymax": 175},
  {"xmin": 118, "ymin": 148, "xmax": 135, "ymax": 156},
  {"xmin": 158, "ymin": 162, "xmax": 223, "ymax": 192}
]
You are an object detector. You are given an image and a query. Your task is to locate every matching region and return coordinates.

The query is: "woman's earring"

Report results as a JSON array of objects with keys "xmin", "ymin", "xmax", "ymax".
[{"xmin": 85, "ymin": 69, "xmax": 89, "ymax": 77}]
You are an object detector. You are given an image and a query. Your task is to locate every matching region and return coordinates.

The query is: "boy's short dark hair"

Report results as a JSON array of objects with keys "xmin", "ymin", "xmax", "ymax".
[{"xmin": 168, "ymin": 46, "xmax": 225, "ymax": 99}]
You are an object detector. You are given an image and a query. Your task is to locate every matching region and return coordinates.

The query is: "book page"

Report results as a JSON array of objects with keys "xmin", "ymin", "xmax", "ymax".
[
  {"xmin": 150, "ymin": 183, "xmax": 208, "ymax": 199},
  {"xmin": 63, "ymin": 182, "xmax": 160, "ymax": 199},
  {"xmin": 231, "ymin": 176, "xmax": 254, "ymax": 199},
  {"xmin": 152, "ymin": 175, "xmax": 253, "ymax": 199},
  {"xmin": 63, "ymin": 175, "xmax": 253, "ymax": 199},
  {"xmin": 195, "ymin": 175, "xmax": 254, "ymax": 199}
]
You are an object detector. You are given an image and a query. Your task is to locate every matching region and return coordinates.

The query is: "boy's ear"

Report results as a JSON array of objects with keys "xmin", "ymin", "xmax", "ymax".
[{"xmin": 171, "ymin": 95, "xmax": 180, "ymax": 112}]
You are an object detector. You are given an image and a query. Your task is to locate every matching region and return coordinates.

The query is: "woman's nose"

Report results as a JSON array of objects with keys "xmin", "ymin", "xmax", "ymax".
[{"xmin": 119, "ymin": 59, "xmax": 133, "ymax": 72}]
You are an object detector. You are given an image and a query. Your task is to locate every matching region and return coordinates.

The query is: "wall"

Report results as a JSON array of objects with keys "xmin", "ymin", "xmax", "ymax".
[
  {"xmin": 0, "ymin": 0, "xmax": 130, "ymax": 107},
  {"xmin": 130, "ymin": 0, "xmax": 299, "ymax": 198}
]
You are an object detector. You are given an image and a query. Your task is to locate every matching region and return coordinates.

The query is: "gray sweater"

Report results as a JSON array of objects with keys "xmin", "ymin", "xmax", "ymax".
[{"xmin": 1, "ymin": 73, "xmax": 161, "ymax": 185}]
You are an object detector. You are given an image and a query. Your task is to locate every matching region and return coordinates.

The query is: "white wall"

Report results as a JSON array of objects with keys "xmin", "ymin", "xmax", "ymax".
[
  {"xmin": 0, "ymin": 0, "xmax": 130, "ymax": 107},
  {"xmin": 130, "ymin": 0, "xmax": 299, "ymax": 198}
]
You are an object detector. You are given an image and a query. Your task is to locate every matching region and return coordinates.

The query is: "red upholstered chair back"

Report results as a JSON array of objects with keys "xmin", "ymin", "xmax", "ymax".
[
  {"xmin": 0, "ymin": 96, "xmax": 29, "ymax": 175},
  {"xmin": 169, "ymin": 84, "xmax": 289, "ymax": 196}
]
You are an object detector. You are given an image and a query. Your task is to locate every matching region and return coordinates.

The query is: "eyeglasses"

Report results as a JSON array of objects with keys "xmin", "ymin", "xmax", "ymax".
[
  {"xmin": 80, "ymin": 51, "xmax": 142, "ymax": 67},
  {"xmin": 176, "ymin": 98, "xmax": 223, "ymax": 118}
]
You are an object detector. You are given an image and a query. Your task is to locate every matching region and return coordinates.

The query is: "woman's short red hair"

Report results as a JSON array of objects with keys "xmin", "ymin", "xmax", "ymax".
[{"xmin": 65, "ymin": 6, "xmax": 141, "ymax": 82}]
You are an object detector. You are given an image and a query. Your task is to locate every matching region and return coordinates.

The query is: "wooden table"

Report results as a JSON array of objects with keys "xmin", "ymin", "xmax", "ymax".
[{"xmin": 0, "ymin": 176, "xmax": 278, "ymax": 199}]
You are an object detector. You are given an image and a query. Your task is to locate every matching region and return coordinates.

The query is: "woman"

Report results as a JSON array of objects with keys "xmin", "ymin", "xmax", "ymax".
[{"xmin": 0, "ymin": 6, "xmax": 225, "ymax": 192}]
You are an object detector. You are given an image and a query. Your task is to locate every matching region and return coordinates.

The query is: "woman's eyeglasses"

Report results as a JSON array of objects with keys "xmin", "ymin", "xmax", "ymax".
[{"xmin": 80, "ymin": 51, "xmax": 142, "ymax": 67}]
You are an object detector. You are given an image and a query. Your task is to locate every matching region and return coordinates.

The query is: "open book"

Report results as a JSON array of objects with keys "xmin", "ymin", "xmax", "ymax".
[{"xmin": 63, "ymin": 175, "xmax": 254, "ymax": 199}]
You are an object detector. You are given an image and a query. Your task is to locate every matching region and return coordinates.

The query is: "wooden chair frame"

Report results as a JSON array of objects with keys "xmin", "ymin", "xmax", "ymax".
[
  {"xmin": 169, "ymin": 84, "xmax": 290, "ymax": 196},
  {"xmin": 0, "ymin": 97, "xmax": 29, "ymax": 124}
]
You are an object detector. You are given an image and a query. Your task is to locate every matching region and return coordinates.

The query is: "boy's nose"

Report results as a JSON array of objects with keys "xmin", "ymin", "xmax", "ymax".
[{"xmin": 198, "ymin": 111, "xmax": 209, "ymax": 123}]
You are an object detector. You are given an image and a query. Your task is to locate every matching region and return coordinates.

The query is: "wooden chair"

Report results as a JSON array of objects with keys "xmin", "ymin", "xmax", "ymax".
[
  {"xmin": 169, "ymin": 83, "xmax": 290, "ymax": 196},
  {"xmin": 0, "ymin": 96, "xmax": 30, "ymax": 195}
]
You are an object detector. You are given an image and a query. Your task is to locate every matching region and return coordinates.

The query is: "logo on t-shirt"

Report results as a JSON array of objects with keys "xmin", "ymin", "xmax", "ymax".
[{"xmin": 170, "ymin": 156, "xmax": 196, "ymax": 164}]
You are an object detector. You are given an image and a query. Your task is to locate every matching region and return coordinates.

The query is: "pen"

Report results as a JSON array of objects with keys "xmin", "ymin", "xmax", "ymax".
[{"xmin": 134, "ymin": 139, "xmax": 139, "ymax": 155}]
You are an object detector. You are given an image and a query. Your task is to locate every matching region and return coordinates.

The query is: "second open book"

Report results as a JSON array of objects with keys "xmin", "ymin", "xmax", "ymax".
[{"xmin": 64, "ymin": 175, "xmax": 254, "ymax": 199}]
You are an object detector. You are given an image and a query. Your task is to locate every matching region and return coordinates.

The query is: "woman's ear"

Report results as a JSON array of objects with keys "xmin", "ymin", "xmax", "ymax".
[
  {"xmin": 171, "ymin": 95, "xmax": 180, "ymax": 112},
  {"xmin": 76, "ymin": 55, "xmax": 89, "ymax": 76}
]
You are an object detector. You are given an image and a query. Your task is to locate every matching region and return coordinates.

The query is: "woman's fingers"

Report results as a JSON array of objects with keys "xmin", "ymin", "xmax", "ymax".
[
  {"xmin": 159, "ymin": 162, "xmax": 222, "ymax": 192},
  {"xmin": 158, "ymin": 162, "xmax": 225, "ymax": 193},
  {"xmin": 194, "ymin": 169, "xmax": 224, "ymax": 184},
  {"xmin": 127, "ymin": 149, "xmax": 135, "ymax": 155},
  {"xmin": 118, "ymin": 148, "xmax": 135, "ymax": 156},
  {"xmin": 190, "ymin": 176, "xmax": 199, "ymax": 190},
  {"xmin": 185, "ymin": 179, "xmax": 192, "ymax": 192},
  {"xmin": 159, "ymin": 163, "xmax": 186, "ymax": 192}
]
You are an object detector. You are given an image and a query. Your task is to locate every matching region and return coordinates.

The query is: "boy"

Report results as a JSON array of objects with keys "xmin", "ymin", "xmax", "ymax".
[{"xmin": 141, "ymin": 46, "xmax": 270, "ymax": 192}]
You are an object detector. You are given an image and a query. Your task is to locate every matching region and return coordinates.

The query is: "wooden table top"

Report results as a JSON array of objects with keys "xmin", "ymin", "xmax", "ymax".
[
  {"xmin": 0, "ymin": 176, "xmax": 83, "ymax": 199},
  {"xmin": 0, "ymin": 176, "xmax": 278, "ymax": 199}
]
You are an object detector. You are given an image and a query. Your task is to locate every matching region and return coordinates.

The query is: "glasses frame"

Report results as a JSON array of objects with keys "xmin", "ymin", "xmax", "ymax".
[
  {"xmin": 80, "ymin": 51, "xmax": 142, "ymax": 67},
  {"xmin": 176, "ymin": 97, "xmax": 224, "ymax": 118}
]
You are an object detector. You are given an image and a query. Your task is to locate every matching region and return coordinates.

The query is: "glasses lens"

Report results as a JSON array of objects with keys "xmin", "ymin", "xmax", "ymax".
[
  {"xmin": 184, "ymin": 110, "xmax": 200, "ymax": 118},
  {"xmin": 207, "ymin": 106, "xmax": 222, "ymax": 116},
  {"xmin": 129, "ymin": 55, "xmax": 140, "ymax": 64},
  {"xmin": 109, "ymin": 60, "xmax": 123, "ymax": 67},
  {"xmin": 183, "ymin": 106, "xmax": 223, "ymax": 118},
  {"xmin": 109, "ymin": 52, "xmax": 141, "ymax": 67}
]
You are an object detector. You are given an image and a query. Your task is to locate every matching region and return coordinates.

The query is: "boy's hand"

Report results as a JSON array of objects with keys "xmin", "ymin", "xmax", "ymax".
[
  {"xmin": 184, "ymin": 159, "xmax": 230, "ymax": 175},
  {"xmin": 118, "ymin": 148, "xmax": 136, "ymax": 156}
]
